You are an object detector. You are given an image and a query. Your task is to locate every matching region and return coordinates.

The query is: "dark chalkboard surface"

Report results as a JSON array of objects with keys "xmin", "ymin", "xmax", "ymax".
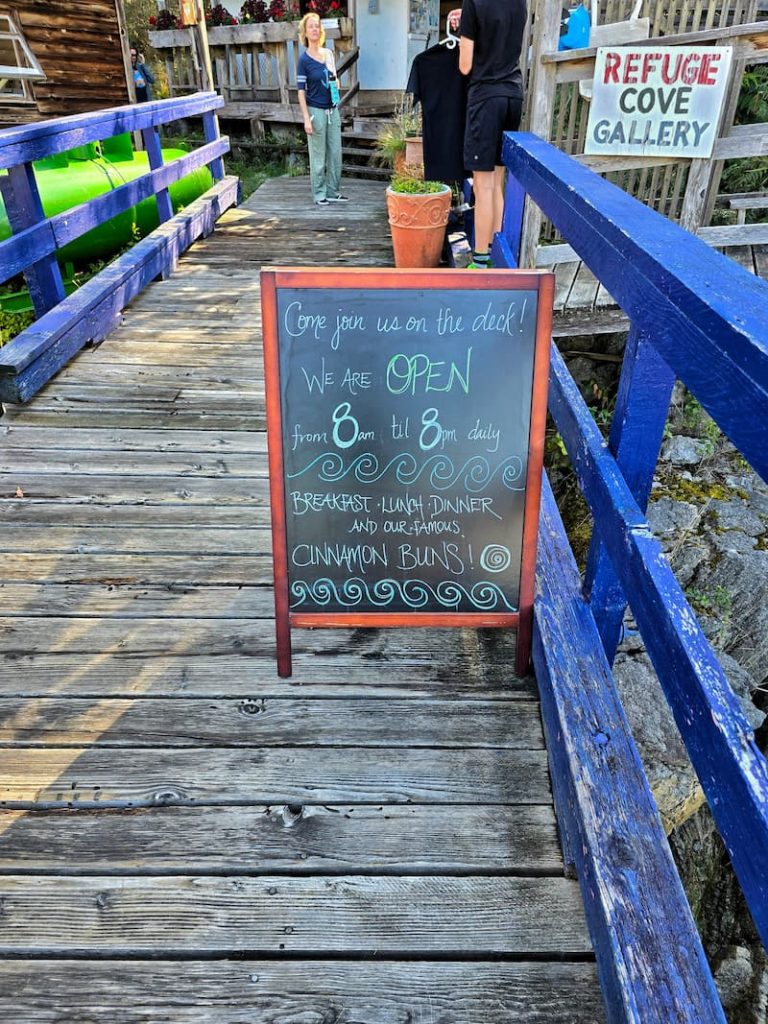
[{"xmin": 262, "ymin": 268, "xmax": 553, "ymax": 676}]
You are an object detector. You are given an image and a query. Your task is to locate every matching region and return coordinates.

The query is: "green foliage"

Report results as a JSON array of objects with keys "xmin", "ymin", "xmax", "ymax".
[
  {"xmin": 736, "ymin": 65, "xmax": 768, "ymax": 125},
  {"xmin": 720, "ymin": 65, "xmax": 768, "ymax": 199},
  {"xmin": 0, "ymin": 309, "xmax": 34, "ymax": 348},
  {"xmin": 681, "ymin": 392, "xmax": 721, "ymax": 454},
  {"xmin": 389, "ymin": 176, "xmax": 446, "ymax": 195},
  {"xmin": 373, "ymin": 98, "xmax": 421, "ymax": 167},
  {"xmin": 225, "ymin": 144, "xmax": 308, "ymax": 199},
  {"xmin": 720, "ymin": 156, "xmax": 768, "ymax": 197}
]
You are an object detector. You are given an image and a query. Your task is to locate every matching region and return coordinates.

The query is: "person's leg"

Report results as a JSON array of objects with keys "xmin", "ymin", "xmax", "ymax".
[
  {"xmin": 488, "ymin": 97, "xmax": 522, "ymax": 243},
  {"xmin": 472, "ymin": 169, "xmax": 497, "ymax": 257},
  {"xmin": 325, "ymin": 107, "xmax": 343, "ymax": 199},
  {"xmin": 492, "ymin": 164, "xmax": 506, "ymax": 236},
  {"xmin": 464, "ymin": 97, "xmax": 505, "ymax": 266},
  {"xmin": 307, "ymin": 106, "xmax": 328, "ymax": 203}
]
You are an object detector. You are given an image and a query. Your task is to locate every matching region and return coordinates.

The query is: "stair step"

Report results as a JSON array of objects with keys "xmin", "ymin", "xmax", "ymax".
[
  {"xmin": 342, "ymin": 146, "xmax": 381, "ymax": 158},
  {"xmin": 342, "ymin": 164, "xmax": 390, "ymax": 180}
]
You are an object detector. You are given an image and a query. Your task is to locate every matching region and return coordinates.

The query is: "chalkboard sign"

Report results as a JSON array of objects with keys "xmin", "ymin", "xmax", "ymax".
[{"xmin": 261, "ymin": 268, "xmax": 553, "ymax": 676}]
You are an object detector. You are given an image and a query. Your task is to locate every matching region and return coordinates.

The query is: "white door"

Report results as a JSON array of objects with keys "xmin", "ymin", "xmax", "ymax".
[{"xmin": 354, "ymin": 0, "xmax": 408, "ymax": 90}]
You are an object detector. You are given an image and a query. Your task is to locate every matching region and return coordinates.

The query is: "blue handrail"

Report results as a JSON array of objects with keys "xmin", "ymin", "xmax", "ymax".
[
  {"xmin": 0, "ymin": 93, "xmax": 236, "ymax": 403},
  {"xmin": 497, "ymin": 132, "xmax": 768, "ymax": 1020}
]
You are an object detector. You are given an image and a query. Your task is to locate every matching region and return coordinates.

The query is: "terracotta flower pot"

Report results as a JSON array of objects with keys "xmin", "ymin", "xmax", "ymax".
[
  {"xmin": 385, "ymin": 185, "xmax": 451, "ymax": 268},
  {"xmin": 404, "ymin": 136, "xmax": 424, "ymax": 177}
]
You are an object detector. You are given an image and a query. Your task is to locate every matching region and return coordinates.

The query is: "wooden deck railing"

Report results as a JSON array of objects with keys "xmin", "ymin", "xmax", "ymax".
[
  {"xmin": 149, "ymin": 18, "xmax": 358, "ymax": 129},
  {"xmin": 496, "ymin": 132, "xmax": 768, "ymax": 1022},
  {"xmin": 0, "ymin": 93, "xmax": 237, "ymax": 404}
]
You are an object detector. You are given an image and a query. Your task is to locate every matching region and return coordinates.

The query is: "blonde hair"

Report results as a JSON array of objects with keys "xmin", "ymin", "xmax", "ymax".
[{"xmin": 298, "ymin": 12, "xmax": 325, "ymax": 47}]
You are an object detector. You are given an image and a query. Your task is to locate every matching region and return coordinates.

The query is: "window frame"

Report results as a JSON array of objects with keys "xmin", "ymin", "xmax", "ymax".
[{"xmin": 0, "ymin": 10, "xmax": 45, "ymax": 105}]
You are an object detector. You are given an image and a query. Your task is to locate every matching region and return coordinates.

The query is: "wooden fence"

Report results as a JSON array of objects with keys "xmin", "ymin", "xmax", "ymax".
[
  {"xmin": 149, "ymin": 18, "xmax": 358, "ymax": 132},
  {"xmin": 0, "ymin": 92, "xmax": 236, "ymax": 404},
  {"xmin": 495, "ymin": 131, "xmax": 768, "ymax": 1021}
]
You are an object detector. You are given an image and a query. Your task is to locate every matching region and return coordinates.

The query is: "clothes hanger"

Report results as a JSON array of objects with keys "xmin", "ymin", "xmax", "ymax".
[{"xmin": 438, "ymin": 23, "xmax": 459, "ymax": 48}]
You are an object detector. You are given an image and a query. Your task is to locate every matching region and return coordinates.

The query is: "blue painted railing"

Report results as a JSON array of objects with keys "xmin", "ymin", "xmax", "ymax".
[
  {"xmin": 497, "ymin": 133, "xmax": 768, "ymax": 1023},
  {"xmin": 0, "ymin": 93, "xmax": 237, "ymax": 404}
]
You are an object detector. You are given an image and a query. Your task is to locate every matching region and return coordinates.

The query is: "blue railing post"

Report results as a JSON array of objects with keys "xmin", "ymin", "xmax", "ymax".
[
  {"xmin": 500, "ymin": 170, "xmax": 526, "ymax": 265},
  {"xmin": 140, "ymin": 127, "xmax": 173, "ymax": 224},
  {"xmin": 1, "ymin": 163, "xmax": 66, "ymax": 318},
  {"xmin": 584, "ymin": 325, "xmax": 676, "ymax": 662},
  {"xmin": 202, "ymin": 110, "xmax": 225, "ymax": 182},
  {"xmin": 490, "ymin": 168, "xmax": 527, "ymax": 269}
]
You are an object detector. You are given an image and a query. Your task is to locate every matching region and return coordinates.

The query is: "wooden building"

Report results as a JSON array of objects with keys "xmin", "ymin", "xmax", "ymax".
[{"xmin": 0, "ymin": 0, "xmax": 132, "ymax": 127}]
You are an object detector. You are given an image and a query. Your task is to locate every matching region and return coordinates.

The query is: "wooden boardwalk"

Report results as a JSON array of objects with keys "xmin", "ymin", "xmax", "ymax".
[{"xmin": 0, "ymin": 176, "xmax": 604, "ymax": 1022}]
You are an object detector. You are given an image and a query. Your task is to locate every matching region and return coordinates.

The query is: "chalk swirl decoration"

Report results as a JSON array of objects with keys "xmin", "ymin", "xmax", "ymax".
[
  {"xmin": 479, "ymin": 544, "xmax": 512, "ymax": 573},
  {"xmin": 287, "ymin": 452, "xmax": 525, "ymax": 493},
  {"xmin": 290, "ymin": 577, "xmax": 517, "ymax": 612}
]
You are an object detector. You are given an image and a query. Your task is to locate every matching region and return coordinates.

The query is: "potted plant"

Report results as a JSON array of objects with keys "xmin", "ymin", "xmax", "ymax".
[
  {"xmin": 374, "ymin": 100, "xmax": 422, "ymax": 176},
  {"xmin": 385, "ymin": 174, "xmax": 452, "ymax": 268}
]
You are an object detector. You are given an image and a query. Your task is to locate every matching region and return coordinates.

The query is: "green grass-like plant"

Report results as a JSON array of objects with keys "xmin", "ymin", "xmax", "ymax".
[{"xmin": 389, "ymin": 175, "xmax": 447, "ymax": 195}]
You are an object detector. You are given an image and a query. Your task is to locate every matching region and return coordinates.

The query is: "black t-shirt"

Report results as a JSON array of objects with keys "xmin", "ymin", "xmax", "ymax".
[
  {"xmin": 407, "ymin": 43, "xmax": 467, "ymax": 183},
  {"xmin": 459, "ymin": 0, "xmax": 527, "ymax": 102}
]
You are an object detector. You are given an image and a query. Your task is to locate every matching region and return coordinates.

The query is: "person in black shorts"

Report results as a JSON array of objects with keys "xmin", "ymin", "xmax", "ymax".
[{"xmin": 449, "ymin": 1, "xmax": 526, "ymax": 268}]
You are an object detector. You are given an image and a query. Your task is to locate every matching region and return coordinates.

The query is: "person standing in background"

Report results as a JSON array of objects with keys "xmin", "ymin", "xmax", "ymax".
[
  {"xmin": 296, "ymin": 12, "xmax": 349, "ymax": 207},
  {"xmin": 130, "ymin": 47, "xmax": 155, "ymax": 103},
  {"xmin": 448, "ymin": 1, "xmax": 527, "ymax": 268}
]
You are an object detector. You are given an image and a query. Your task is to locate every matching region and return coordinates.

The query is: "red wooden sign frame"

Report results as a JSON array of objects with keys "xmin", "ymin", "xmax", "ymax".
[{"xmin": 262, "ymin": 267, "xmax": 554, "ymax": 677}]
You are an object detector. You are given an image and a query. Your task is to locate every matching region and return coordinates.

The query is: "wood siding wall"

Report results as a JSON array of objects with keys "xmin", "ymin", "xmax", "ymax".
[{"xmin": 0, "ymin": 0, "xmax": 130, "ymax": 126}]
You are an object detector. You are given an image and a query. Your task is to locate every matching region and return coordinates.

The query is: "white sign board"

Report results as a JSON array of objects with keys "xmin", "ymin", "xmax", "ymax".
[{"xmin": 585, "ymin": 46, "xmax": 733, "ymax": 158}]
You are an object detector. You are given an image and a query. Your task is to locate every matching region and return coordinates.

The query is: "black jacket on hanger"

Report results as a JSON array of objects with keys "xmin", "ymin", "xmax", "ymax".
[{"xmin": 406, "ymin": 43, "xmax": 468, "ymax": 183}]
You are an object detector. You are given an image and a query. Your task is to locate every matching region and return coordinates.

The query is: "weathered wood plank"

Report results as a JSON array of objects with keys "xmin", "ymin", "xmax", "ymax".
[
  {"xmin": 0, "ymin": 582, "xmax": 267, "ymax": 616},
  {"xmin": 0, "ymin": 875, "xmax": 591, "ymax": 954},
  {"xmin": 2, "ymin": 402, "xmax": 265, "ymax": 431},
  {"xmin": 0, "ymin": 503, "xmax": 270, "ymax": 527},
  {"xmin": 0, "ymin": 426, "xmax": 267, "ymax": 454},
  {"xmin": 0, "ymin": 553, "xmax": 272, "ymax": 583},
  {"xmin": 0, "ymin": 747, "xmax": 549, "ymax": 808},
  {"xmin": 0, "ymin": 474, "xmax": 269, "ymax": 503},
  {"xmin": 0, "ymin": 804, "xmax": 562, "ymax": 873},
  {"xmin": 0, "ymin": 526, "xmax": 270, "ymax": 554},
  {"xmin": 0, "ymin": 652, "xmax": 531, "ymax": 699},
  {"xmin": 565, "ymin": 261, "xmax": 601, "ymax": 311},
  {"xmin": 0, "ymin": 697, "xmax": 544, "ymax": 748},
  {"xmin": 0, "ymin": 615, "xmax": 522, "ymax": 666},
  {"xmin": 0, "ymin": 960, "xmax": 605, "ymax": 1022},
  {"xmin": 0, "ymin": 450, "xmax": 266, "ymax": 477}
]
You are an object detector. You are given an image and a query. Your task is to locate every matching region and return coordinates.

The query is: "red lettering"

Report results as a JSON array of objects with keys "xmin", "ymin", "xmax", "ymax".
[
  {"xmin": 680, "ymin": 54, "xmax": 699, "ymax": 85},
  {"xmin": 699, "ymin": 52, "xmax": 722, "ymax": 86},
  {"xmin": 603, "ymin": 51, "xmax": 621, "ymax": 84},
  {"xmin": 661, "ymin": 53, "xmax": 683, "ymax": 85},
  {"xmin": 623, "ymin": 52, "xmax": 640, "ymax": 83},
  {"xmin": 641, "ymin": 52, "xmax": 662, "ymax": 81}
]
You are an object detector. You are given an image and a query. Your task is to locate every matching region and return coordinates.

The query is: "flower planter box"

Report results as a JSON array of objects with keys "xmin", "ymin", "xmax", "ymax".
[
  {"xmin": 150, "ymin": 18, "xmax": 351, "ymax": 50},
  {"xmin": 149, "ymin": 28, "xmax": 194, "ymax": 49}
]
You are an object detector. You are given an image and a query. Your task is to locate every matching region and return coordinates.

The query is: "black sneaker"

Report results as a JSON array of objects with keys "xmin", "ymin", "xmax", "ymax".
[
  {"xmin": 328, "ymin": 194, "xmax": 349, "ymax": 203},
  {"xmin": 315, "ymin": 198, "xmax": 329, "ymax": 206}
]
